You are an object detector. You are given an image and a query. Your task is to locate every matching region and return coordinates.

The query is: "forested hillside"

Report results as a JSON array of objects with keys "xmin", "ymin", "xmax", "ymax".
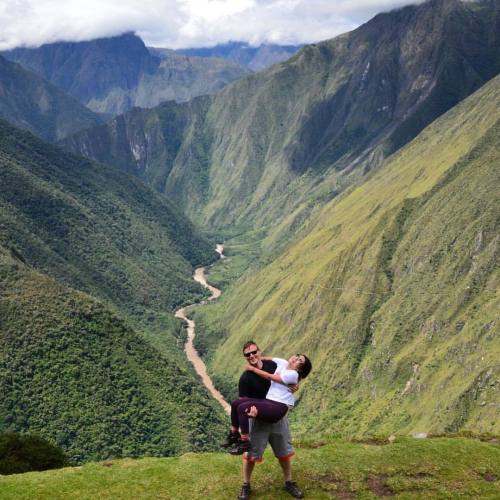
[
  {"xmin": 0, "ymin": 56, "xmax": 102, "ymax": 142},
  {"xmin": 0, "ymin": 120, "xmax": 226, "ymax": 461},
  {"xmin": 195, "ymin": 73, "xmax": 500, "ymax": 438}
]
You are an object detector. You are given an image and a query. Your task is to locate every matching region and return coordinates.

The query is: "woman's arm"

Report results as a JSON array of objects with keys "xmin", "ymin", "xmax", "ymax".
[
  {"xmin": 260, "ymin": 356, "xmax": 273, "ymax": 361},
  {"xmin": 245, "ymin": 364, "xmax": 284, "ymax": 384}
]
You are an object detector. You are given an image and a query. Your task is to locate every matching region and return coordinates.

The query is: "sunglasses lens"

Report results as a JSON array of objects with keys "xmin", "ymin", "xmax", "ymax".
[{"xmin": 244, "ymin": 350, "xmax": 258, "ymax": 357}]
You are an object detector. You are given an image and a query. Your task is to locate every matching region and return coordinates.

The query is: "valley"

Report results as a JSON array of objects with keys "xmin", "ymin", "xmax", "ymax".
[{"xmin": 0, "ymin": 0, "xmax": 499, "ymax": 495}]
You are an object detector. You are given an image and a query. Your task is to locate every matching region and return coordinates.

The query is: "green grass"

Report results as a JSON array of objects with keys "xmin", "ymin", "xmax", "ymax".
[{"xmin": 0, "ymin": 438, "xmax": 498, "ymax": 499}]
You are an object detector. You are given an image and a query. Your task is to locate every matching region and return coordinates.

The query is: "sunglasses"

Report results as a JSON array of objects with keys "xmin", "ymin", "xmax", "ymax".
[{"xmin": 244, "ymin": 349, "xmax": 259, "ymax": 358}]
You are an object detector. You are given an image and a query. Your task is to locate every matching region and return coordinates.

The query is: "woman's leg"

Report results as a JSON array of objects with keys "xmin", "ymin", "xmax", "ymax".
[
  {"xmin": 230, "ymin": 398, "xmax": 251, "ymax": 430},
  {"xmin": 237, "ymin": 399, "xmax": 289, "ymax": 436}
]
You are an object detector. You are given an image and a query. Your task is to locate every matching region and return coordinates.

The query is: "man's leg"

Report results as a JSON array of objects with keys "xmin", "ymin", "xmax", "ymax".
[
  {"xmin": 268, "ymin": 416, "xmax": 304, "ymax": 498},
  {"xmin": 243, "ymin": 459, "xmax": 255, "ymax": 483},
  {"xmin": 237, "ymin": 419, "xmax": 270, "ymax": 499},
  {"xmin": 279, "ymin": 457, "xmax": 292, "ymax": 482}
]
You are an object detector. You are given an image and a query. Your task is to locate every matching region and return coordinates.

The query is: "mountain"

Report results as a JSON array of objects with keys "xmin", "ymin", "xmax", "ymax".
[
  {"xmin": 0, "ymin": 119, "xmax": 225, "ymax": 461},
  {"xmin": 196, "ymin": 73, "xmax": 500, "ymax": 438},
  {"xmin": 3, "ymin": 33, "xmax": 248, "ymax": 114},
  {"xmin": 173, "ymin": 41, "xmax": 302, "ymax": 71},
  {"xmin": 0, "ymin": 55, "xmax": 102, "ymax": 142},
  {"xmin": 62, "ymin": 0, "xmax": 500, "ymax": 236}
]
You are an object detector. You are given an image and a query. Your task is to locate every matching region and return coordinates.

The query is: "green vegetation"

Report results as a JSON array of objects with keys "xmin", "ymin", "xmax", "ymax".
[
  {"xmin": 0, "ymin": 55, "xmax": 102, "ymax": 142},
  {"xmin": 195, "ymin": 74, "xmax": 500, "ymax": 438},
  {"xmin": 0, "ymin": 433, "xmax": 67, "ymax": 475},
  {"xmin": 0, "ymin": 251, "xmax": 225, "ymax": 462},
  {"xmin": 0, "ymin": 119, "xmax": 215, "ymax": 315},
  {"xmin": 0, "ymin": 121, "xmax": 226, "ymax": 461},
  {"xmin": 0, "ymin": 437, "xmax": 498, "ymax": 498}
]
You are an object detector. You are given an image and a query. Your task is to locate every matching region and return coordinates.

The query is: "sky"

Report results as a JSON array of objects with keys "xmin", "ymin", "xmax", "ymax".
[{"xmin": 0, "ymin": 0, "xmax": 425, "ymax": 50}]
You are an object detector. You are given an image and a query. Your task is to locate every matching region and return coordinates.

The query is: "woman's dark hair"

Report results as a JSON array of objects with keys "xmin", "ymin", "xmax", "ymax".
[
  {"xmin": 298, "ymin": 355, "xmax": 312, "ymax": 380},
  {"xmin": 242, "ymin": 340, "xmax": 259, "ymax": 352}
]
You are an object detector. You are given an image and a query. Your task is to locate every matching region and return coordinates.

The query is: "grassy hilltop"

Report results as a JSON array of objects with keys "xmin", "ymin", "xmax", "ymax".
[
  {"xmin": 195, "ymin": 73, "xmax": 500, "ymax": 438},
  {"xmin": 0, "ymin": 437, "xmax": 498, "ymax": 499}
]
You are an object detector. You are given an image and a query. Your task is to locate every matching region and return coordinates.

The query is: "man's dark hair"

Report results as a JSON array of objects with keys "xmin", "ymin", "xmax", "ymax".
[
  {"xmin": 242, "ymin": 340, "xmax": 259, "ymax": 352},
  {"xmin": 298, "ymin": 355, "xmax": 312, "ymax": 380}
]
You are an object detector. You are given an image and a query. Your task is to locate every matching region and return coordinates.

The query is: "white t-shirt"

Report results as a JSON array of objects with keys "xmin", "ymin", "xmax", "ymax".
[{"xmin": 265, "ymin": 358, "xmax": 299, "ymax": 407}]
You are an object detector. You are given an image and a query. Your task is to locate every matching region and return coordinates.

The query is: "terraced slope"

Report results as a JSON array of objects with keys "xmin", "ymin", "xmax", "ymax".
[
  {"xmin": 0, "ymin": 120, "xmax": 225, "ymax": 460},
  {"xmin": 196, "ymin": 73, "xmax": 500, "ymax": 438}
]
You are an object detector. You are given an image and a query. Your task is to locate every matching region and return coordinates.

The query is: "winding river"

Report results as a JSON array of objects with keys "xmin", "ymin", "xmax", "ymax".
[{"xmin": 175, "ymin": 245, "xmax": 230, "ymax": 414}]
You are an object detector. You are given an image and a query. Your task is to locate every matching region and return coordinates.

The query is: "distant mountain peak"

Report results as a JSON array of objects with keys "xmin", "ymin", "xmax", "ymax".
[
  {"xmin": 174, "ymin": 41, "xmax": 302, "ymax": 71},
  {"xmin": 2, "ymin": 33, "xmax": 248, "ymax": 114}
]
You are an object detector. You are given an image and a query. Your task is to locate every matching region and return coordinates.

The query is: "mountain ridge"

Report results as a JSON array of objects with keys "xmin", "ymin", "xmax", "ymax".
[
  {"xmin": 3, "ymin": 33, "xmax": 249, "ymax": 114},
  {"xmin": 61, "ymin": 0, "xmax": 500, "ymax": 237}
]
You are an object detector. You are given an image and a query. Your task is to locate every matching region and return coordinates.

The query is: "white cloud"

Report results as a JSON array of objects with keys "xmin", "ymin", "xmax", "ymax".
[{"xmin": 0, "ymin": 0, "xmax": 424, "ymax": 50}]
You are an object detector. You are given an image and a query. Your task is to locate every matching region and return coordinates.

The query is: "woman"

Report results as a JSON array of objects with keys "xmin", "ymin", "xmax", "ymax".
[{"xmin": 227, "ymin": 353, "xmax": 312, "ymax": 455}]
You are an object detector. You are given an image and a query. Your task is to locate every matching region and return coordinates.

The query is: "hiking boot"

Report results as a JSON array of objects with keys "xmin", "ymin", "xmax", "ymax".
[
  {"xmin": 238, "ymin": 482, "xmax": 251, "ymax": 499},
  {"xmin": 229, "ymin": 438, "xmax": 251, "ymax": 455},
  {"xmin": 284, "ymin": 480, "xmax": 304, "ymax": 498},
  {"xmin": 221, "ymin": 430, "xmax": 240, "ymax": 448}
]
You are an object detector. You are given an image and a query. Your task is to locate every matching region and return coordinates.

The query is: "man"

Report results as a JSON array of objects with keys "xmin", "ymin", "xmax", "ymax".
[{"xmin": 230, "ymin": 341, "xmax": 304, "ymax": 499}]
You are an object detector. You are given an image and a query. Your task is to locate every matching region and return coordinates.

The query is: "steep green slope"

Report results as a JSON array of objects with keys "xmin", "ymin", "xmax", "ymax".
[
  {"xmin": 62, "ymin": 0, "xmax": 500, "ymax": 236},
  {"xmin": 1, "ymin": 438, "xmax": 499, "ymax": 499},
  {"xmin": 0, "ymin": 55, "xmax": 102, "ymax": 142},
  {"xmin": 0, "ymin": 119, "xmax": 214, "ymax": 314},
  {"xmin": 3, "ymin": 34, "xmax": 248, "ymax": 115},
  {"xmin": 195, "ymin": 74, "xmax": 500, "ymax": 438},
  {"xmin": 0, "ymin": 120, "xmax": 226, "ymax": 460},
  {"xmin": 0, "ymin": 246, "xmax": 225, "ymax": 462}
]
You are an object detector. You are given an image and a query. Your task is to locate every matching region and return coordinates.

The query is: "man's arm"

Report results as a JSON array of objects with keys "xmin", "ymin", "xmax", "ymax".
[{"xmin": 245, "ymin": 364, "xmax": 285, "ymax": 384}]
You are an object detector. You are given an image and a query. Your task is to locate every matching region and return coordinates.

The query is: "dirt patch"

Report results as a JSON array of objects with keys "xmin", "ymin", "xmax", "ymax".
[
  {"xmin": 306, "ymin": 473, "xmax": 355, "ymax": 498},
  {"xmin": 296, "ymin": 441, "xmax": 326, "ymax": 449},
  {"xmin": 100, "ymin": 460, "xmax": 114, "ymax": 467},
  {"xmin": 483, "ymin": 472, "xmax": 497, "ymax": 482},
  {"xmin": 407, "ymin": 472, "xmax": 432, "ymax": 479},
  {"xmin": 351, "ymin": 437, "xmax": 389, "ymax": 446},
  {"xmin": 366, "ymin": 474, "xmax": 395, "ymax": 497}
]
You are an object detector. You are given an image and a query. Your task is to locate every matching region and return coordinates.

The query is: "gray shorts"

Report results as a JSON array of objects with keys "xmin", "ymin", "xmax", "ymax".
[{"xmin": 244, "ymin": 415, "xmax": 294, "ymax": 463}]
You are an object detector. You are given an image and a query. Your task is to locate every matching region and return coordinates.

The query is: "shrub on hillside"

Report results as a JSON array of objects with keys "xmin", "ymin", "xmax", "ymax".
[{"xmin": 0, "ymin": 432, "xmax": 68, "ymax": 475}]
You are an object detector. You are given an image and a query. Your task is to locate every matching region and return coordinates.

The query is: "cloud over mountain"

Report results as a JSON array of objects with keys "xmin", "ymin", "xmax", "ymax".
[{"xmin": 0, "ymin": 0, "xmax": 424, "ymax": 50}]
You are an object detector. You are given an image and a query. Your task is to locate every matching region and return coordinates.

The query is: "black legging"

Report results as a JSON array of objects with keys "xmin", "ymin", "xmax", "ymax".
[{"xmin": 231, "ymin": 398, "xmax": 289, "ymax": 435}]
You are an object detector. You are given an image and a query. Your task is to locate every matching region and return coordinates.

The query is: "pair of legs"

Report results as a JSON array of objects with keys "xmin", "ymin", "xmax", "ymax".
[
  {"xmin": 230, "ymin": 398, "xmax": 289, "ymax": 437},
  {"xmin": 238, "ymin": 416, "xmax": 304, "ymax": 499},
  {"xmin": 244, "ymin": 455, "xmax": 292, "ymax": 481}
]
